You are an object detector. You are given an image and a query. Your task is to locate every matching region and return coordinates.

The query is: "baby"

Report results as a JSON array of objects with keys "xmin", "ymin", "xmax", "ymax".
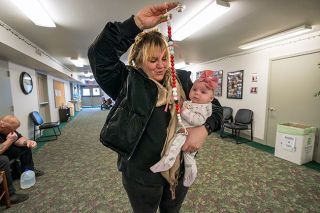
[{"xmin": 151, "ymin": 70, "xmax": 218, "ymax": 187}]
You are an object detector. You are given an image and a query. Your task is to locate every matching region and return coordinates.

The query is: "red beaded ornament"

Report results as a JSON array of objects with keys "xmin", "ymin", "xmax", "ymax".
[{"xmin": 166, "ymin": 13, "xmax": 186, "ymax": 132}]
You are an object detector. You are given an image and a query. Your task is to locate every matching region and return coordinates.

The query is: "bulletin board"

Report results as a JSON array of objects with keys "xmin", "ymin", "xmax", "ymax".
[{"xmin": 53, "ymin": 80, "xmax": 65, "ymax": 108}]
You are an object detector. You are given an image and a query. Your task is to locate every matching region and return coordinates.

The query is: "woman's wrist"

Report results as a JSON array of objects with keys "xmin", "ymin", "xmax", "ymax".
[
  {"xmin": 133, "ymin": 15, "xmax": 144, "ymax": 30},
  {"xmin": 203, "ymin": 122, "xmax": 212, "ymax": 135}
]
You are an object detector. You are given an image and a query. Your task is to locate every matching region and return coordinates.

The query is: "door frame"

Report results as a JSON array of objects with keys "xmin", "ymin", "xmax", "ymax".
[{"xmin": 264, "ymin": 48, "xmax": 320, "ymax": 146}]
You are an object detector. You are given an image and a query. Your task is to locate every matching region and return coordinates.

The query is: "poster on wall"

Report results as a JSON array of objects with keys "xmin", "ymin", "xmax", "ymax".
[
  {"xmin": 227, "ymin": 70, "xmax": 244, "ymax": 99},
  {"xmin": 213, "ymin": 70, "xmax": 223, "ymax": 97},
  {"xmin": 251, "ymin": 73, "xmax": 258, "ymax": 82},
  {"xmin": 195, "ymin": 70, "xmax": 204, "ymax": 79},
  {"xmin": 195, "ymin": 70, "xmax": 223, "ymax": 97},
  {"xmin": 250, "ymin": 87, "xmax": 258, "ymax": 94}
]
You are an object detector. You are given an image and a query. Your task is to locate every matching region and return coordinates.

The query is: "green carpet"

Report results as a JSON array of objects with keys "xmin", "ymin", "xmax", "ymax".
[
  {"xmin": 218, "ymin": 131, "xmax": 320, "ymax": 172},
  {"xmin": 4, "ymin": 108, "xmax": 320, "ymax": 212}
]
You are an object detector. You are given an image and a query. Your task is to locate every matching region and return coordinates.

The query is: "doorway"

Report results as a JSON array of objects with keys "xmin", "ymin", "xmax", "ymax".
[
  {"xmin": 37, "ymin": 73, "xmax": 50, "ymax": 122},
  {"xmin": 81, "ymin": 86, "xmax": 102, "ymax": 107},
  {"xmin": 0, "ymin": 61, "xmax": 13, "ymax": 115},
  {"xmin": 266, "ymin": 51, "xmax": 320, "ymax": 149}
]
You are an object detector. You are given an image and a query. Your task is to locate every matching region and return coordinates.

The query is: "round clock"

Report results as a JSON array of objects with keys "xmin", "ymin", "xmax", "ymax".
[{"xmin": 19, "ymin": 72, "xmax": 33, "ymax": 95}]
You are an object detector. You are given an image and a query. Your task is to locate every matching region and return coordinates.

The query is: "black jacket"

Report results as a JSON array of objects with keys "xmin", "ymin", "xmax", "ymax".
[{"xmin": 88, "ymin": 16, "xmax": 222, "ymax": 160}]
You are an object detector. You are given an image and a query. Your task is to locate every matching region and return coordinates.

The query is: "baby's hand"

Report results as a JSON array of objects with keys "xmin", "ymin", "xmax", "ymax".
[{"xmin": 182, "ymin": 102, "xmax": 188, "ymax": 109}]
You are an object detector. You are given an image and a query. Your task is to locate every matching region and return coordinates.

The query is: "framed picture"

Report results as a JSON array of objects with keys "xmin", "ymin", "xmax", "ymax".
[
  {"xmin": 227, "ymin": 70, "xmax": 244, "ymax": 99},
  {"xmin": 195, "ymin": 70, "xmax": 223, "ymax": 97},
  {"xmin": 250, "ymin": 87, "xmax": 258, "ymax": 94},
  {"xmin": 213, "ymin": 70, "xmax": 223, "ymax": 97},
  {"xmin": 195, "ymin": 70, "xmax": 204, "ymax": 79},
  {"xmin": 251, "ymin": 73, "xmax": 258, "ymax": 82}
]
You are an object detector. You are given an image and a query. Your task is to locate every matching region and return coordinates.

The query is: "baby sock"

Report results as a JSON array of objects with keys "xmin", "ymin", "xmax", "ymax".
[
  {"xmin": 150, "ymin": 134, "xmax": 186, "ymax": 173},
  {"xmin": 183, "ymin": 151, "xmax": 197, "ymax": 187}
]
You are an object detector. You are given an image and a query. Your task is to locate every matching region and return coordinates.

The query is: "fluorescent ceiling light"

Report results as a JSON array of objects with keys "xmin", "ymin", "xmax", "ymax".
[
  {"xmin": 70, "ymin": 58, "xmax": 84, "ymax": 67},
  {"xmin": 80, "ymin": 72, "xmax": 93, "ymax": 78},
  {"xmin": 239, "ymin": 25, "xmax": 312, "ymax": 50},
  {"xmin": 173, "ymin": 0, "xmax": 230, "ymax": 41},
  {"xmin": 175, "ymin": 62, "xmax": 187, "ymax": 69},
  {"xmin": 11, "ymin": 0, "xmax": 55, "ymax": 27},
  {"xmin": 175, "ymin": 62, "xmax": 192, "ymax": 69}
]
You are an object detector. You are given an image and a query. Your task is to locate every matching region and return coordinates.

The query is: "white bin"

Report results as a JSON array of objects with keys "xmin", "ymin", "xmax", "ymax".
[
  {"xmin": 275, "ymin": 123, "xmax": 316, "ymax": 165},
  {"xmin": 67, "ymin": 102, "xmax": 75, "ymax": 117}
]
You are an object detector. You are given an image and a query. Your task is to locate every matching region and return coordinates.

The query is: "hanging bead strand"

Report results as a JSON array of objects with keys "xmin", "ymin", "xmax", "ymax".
[{"xmin": 166, "ymin": 13, "xmax": 187, "ymax": 134}]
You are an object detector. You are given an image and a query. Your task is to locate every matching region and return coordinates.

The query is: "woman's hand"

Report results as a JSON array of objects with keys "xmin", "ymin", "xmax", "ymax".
[
  {"xmin": 182, "ymin": 125, "xmax": 208, "ymax": 153},
  {"xmin": 134, "ymin": 2, "xmax": 178, "ymax": 30}
]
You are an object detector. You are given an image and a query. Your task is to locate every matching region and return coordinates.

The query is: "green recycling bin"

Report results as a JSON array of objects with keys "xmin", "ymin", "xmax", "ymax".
[{"xmin": 274, "ymin": 123, "xmax": 316, "ymax": 165}]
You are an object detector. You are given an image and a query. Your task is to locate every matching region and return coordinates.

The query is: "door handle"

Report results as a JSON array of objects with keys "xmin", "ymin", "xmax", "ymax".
[{"xmin": 269, "ymin": 107, "xmax": 277, "ymax": 111}]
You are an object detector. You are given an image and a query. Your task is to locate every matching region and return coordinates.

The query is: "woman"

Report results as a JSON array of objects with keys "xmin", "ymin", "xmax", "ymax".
[{"xmin": 88, "ymin": 2, "xmax": 222, "ymax": 212}]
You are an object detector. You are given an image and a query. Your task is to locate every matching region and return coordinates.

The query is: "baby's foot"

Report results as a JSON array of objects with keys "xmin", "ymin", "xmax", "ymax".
[
  {"xmin": 150, "ymin": 156, "xmax": 176, "ymax": 172},
  {"xmin": 183, "ymin": 152, "xmax": 197, "ymax": 187}
]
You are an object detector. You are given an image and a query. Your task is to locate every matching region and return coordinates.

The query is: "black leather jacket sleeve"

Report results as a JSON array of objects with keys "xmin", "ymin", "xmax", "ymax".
[
  {"xmin": 88, "ymin": 16, "xmax": 222, "ymax": 135},
  {"xmin": 205, "ymin": 98, "xmax": 223, "ymax": 134},
  {"xmin": 88, "ymin": 15, "xmax": 142, "ymax": 100}
]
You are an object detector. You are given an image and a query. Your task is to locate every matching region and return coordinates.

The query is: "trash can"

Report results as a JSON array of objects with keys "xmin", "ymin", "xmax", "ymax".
[
  {"xmin": 274, "ymin": 123, "xmax": 316, "ymax": 165},
  {"xmin": 67, "ymin": 102, "xmax": 75, "ymax": 117}
]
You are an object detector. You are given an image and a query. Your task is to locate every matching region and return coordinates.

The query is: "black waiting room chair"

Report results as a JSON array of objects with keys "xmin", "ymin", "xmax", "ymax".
[
  {"xmin": 221, "ymin": 109, "xmax": 253, "ymax": 144},
  {"xmin": 220, "ymin": 106, "xmax": 233, "ymax": 137},
  {"xmin": 29, "ymin": 111, "xmax": 61, "ymax": 142}
]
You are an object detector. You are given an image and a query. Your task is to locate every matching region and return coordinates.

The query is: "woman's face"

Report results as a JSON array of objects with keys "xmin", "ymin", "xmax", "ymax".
[{"xmin": 142, "ymin": 48, "xmax": 168, "ymax": 82}]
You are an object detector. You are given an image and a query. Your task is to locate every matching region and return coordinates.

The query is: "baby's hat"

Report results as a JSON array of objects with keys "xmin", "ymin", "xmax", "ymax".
[{"xmin": 196, "ymin": 70, "xmax": 218, "ymax": 90}]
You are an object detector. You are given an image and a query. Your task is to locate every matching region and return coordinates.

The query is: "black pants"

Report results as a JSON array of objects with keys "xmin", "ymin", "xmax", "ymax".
[
  {"xmin": 3, "ymin": 145, "xmax": 34, "ymax": 172},
  {"xmin": 122, "ymin": 174, "xmax": 189, "ymax": 213},
  {"xmin": 0, "ymin": 155, "xmax": 15, "ymax": 195}
]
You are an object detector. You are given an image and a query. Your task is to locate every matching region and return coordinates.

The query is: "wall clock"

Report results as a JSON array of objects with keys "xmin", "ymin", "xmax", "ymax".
[{"xmin": 20, "ymin": 72, "xmax": 33, "ymax": 95}]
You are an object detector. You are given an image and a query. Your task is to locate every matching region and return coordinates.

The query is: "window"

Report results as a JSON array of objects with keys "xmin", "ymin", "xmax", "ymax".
[
  {"xmin": 92, "ymin": 87, "xmax": 101, "ymax": 96},
  {"xmin": 82, "ymin": 88, "xmax": 90, "ymax": 96}
]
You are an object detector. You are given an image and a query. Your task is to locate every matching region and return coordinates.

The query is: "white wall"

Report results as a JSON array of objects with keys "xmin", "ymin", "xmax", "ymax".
[
  {"xmin": 8, "ymin": 62, "xmax": 39, "ymax": 138},
  {"xmin": 0, "ymin": 59, "xmax": 13, "ymax": 115},
  {"xmin": 186, "ymin": 31, "xmax": 320, "ymax": 143},
  {"xmin": 4, "ymin": 61, "xmax": 73, "ymax": 138}
]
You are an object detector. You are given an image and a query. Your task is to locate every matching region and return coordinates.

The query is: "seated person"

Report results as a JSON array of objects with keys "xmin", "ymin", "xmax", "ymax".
[
  {"xmin": 101, "ymin": 97, "xmax": 113, "ymax": 110},
  {"xmin": 106, "ymin": 98, "xmax": 113, "ymax": 107},
  {"xmin": 0, "ymin": 155, "xmax": 29, "ymax": 204},
  {"xmin": 0, "ymin": 115, "xmax": 44, "ymax": 177}
]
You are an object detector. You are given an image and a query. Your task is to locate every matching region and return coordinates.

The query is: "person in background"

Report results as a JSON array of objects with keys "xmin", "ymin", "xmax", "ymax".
[
  {"xmin": 88, "ymin": 2, "xmax": 222, "ymax": 212},
  {"xmin": 101, "ymin": 97, "xmax": 113, "ymax": 110},
  {"xmin": 0, "ymin": 119, "xmax": 30, "ymax": 204},
  {"xmin": 151, "ymin": 70, "xmax": 218, "ymax": 187},
  {"xmin": 0, "ymin": 115, "xmax": 44, "ymax": 178}
]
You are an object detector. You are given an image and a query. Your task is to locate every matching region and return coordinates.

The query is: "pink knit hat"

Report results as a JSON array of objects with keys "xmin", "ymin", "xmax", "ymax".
[{"xmin": 196, "ymin": 70, "xmax": 218, "ymax": 90}]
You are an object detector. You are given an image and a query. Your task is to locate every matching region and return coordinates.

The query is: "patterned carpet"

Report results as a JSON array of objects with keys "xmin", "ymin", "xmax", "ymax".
[{"xmin": 3, "ymin": 108, "xmax": 320, "ymax": 212}]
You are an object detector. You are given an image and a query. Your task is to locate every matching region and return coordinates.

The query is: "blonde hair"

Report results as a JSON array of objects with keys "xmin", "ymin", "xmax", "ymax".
[{"xmin": 128, "ymin": 29, "xmax": 169, "ymax": 69}]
